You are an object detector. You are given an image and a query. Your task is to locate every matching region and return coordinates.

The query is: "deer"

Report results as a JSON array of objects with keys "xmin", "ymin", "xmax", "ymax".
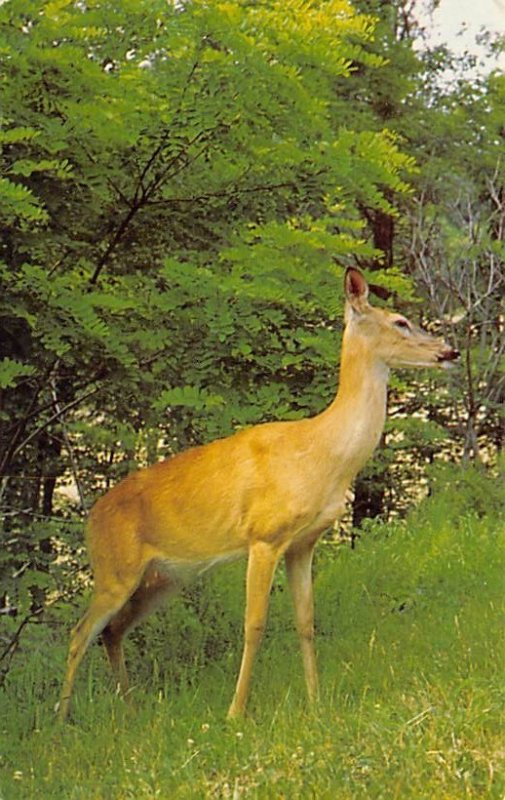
[{"xmin": 58, "ymin": 267, "xmax": 459, "ymax": 721}]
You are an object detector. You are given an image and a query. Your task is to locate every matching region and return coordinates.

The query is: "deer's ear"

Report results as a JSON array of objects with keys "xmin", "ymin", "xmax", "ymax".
[{"xmin": 345, "ymin": 268, "xmax": 369, "ymax": 312}]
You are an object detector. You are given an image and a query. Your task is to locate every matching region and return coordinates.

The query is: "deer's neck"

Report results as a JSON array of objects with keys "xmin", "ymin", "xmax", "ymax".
[{"xmin": 315, "ymin": 334, "xmax": 389, "ymax": 478}]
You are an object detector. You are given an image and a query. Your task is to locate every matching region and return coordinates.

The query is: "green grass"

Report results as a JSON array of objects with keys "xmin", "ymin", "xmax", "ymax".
[{"xmin": 1, "ymin": 470, "xmax": 504, "ymax": 799}]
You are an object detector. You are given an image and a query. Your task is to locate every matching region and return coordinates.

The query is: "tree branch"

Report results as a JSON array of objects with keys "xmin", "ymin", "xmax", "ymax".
[
  {"xmin": 11, "ymin": 386, "xmax": 98, "ymax": 462},
  {"xmin": 149, "ymin": 179, "xmax": 298, "ymax": 207}
]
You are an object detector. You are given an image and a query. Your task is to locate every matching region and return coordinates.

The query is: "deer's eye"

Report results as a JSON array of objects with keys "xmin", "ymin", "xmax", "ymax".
[{"xmin": 394, "ymin": 318, "xmax": 410, "ymax": 331}]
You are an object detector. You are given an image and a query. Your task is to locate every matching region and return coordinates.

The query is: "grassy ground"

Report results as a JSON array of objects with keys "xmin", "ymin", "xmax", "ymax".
[{"xmin": 1, "ymin": 468, "xmax": 504, "ymax": 799}]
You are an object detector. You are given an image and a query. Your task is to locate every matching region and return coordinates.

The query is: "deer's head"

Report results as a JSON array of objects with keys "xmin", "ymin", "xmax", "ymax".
[{"xmin": 344, "ymin": 268, "xmax": 459, "ymax": 370}]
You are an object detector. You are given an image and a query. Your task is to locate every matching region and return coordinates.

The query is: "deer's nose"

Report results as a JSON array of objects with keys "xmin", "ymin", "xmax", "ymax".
[{"xmin": 437, "ymin": 347, "xmax": 460, "ymax": 363}]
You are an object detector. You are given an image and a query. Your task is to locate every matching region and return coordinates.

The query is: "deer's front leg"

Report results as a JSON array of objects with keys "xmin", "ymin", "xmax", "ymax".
[
  {"xmin": 285, "ymin": 541, "xmax": 319, "ymax": 704},
  {"xmin": 227, "ymin": 540, "xmax": 281, "ymax": 719}
]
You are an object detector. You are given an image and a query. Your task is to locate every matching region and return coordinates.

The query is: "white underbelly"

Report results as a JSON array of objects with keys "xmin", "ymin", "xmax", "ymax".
[{"xmin": 154, "ymin": 547, "xmax": 247, "ymax": 581}]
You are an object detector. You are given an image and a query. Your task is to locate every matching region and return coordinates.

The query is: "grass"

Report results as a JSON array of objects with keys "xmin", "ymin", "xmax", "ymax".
[{"xmin": 1, "ymin": 469, "xmax": 504, "ymax": 799}]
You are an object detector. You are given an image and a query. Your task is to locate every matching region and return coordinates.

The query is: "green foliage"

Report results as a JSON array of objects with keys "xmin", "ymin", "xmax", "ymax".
[
  {"xmin": 0, "ymin": 357, "xmax": 36, "ymax": 390},
  {"xmin": 422, "ymin": 458, "xmax": 504, "ymax": 520},
  {"xmin": 0, "ymin": 0, "xmax": 409, "ymax": 433}
]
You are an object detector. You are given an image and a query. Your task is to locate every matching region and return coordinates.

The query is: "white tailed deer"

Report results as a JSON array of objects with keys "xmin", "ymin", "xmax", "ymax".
[{"xmin": 59, "ymin": 267, "xmax": 458, "ymax": 720}]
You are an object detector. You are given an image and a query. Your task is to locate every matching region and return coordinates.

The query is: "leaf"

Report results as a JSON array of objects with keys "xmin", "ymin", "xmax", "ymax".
[
  {"xmin": 0, "ymin": 178, "xmax": 48, "ymax": 223},
  {"xmin": 0, "ymin": 358, "xmax": 36, "ymax": 389},
  {"xmin": 154, "ymin": 386, "xmax": 225, "ymax": 413},
  {"xmin": 9, "ymin": 159, "xmax": 70, "ymax": 178},
  {"xmin": 0, "ymin": 127, "xmax": 40, "ymax": 144}
]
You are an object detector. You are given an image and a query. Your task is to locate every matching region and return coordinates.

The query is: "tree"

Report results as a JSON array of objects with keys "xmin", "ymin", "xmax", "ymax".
[{"xmin": 406, "ymin": 67, "xmax": 504, "ymax": 461}]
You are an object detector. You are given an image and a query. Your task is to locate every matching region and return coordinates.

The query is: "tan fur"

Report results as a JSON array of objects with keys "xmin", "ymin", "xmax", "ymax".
[{"xmin": 58, "ymin": 268, "xmax": 458, "ymax": 720}]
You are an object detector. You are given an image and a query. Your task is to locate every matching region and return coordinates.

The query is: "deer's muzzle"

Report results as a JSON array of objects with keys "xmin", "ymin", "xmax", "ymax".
[{"xmin": 437, "ymin": 347, "xmax": 460, "ymax": 364}]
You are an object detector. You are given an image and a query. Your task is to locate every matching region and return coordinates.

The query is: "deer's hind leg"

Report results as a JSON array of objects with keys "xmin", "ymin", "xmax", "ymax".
[
  {"xmin": 59, "ymin": 578, "xmax": 139, "ymax": 722},
  {"xmin": 102, "ymin": 565, "xmax": 179, "ymax": 696}
]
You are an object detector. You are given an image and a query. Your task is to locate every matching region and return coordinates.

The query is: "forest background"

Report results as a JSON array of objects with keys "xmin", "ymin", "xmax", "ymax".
[{"xmin": 0, "ymin": 1, "xmax": 503, "ymax": 797}]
